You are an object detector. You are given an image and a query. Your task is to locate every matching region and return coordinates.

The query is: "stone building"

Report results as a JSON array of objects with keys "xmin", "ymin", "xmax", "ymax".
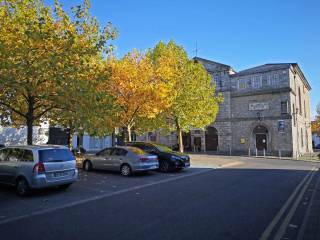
[{"xmin": 140, "ymin": 57, "xmax": 313, "ymax": 157}]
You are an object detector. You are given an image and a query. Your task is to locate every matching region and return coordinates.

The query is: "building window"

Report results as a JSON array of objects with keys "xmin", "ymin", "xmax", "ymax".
[
  {"xmin": 215, "ymin": 75, "xmax": 222, "ymax": 89},
  {"xmin": 271, "ymin": 73, "xmax": 279, "ymax": 85},
  {"xmin": 301, "ymin": 128, "xmax": 304, "ymax": 147},
  {"xmin": 262, "ymin": 75, "xmax": 269, "ymax": 86},
  {"xmin": 252, "ymin": 75, "xmax": 262, "ymax": 88},
  {"xmin": 293, "ymin": 103, "xmax": 296, "ymax": 126},
  {"xmin": 298, "ymin": 87, "xmax": 302, "ymax": 115},
  {"xmin": 281, "ymin": 101, "xmax": 288, "ymax": 114},
  {"xmin": 306, "ymin": 129, "xmax": 309, "ymax": 150},
  {"xmin": 238, "ymin": 79, "xmax": 246, "ymax": 90},
  {"xmin": 211, "ymin": 76, "xmax": 216, "ymax": 86},
  {"xmin": 304, "ymin": 100, "xmax": 306, "ymax": 118}
]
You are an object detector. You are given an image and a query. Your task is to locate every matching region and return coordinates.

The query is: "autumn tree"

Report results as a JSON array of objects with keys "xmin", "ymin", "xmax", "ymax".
[
  {"xmin": 148, "ymin": 41, "xmax": 222, "ymax": 152},
  {"xmin": 312, "ymin": 103, "xmax": 320, "ymax": 135},
  {"xmin": 106, "ymin": 51, "xmax": 173, "ymax": 142},
  {"xmin": 0, "ymin": 0, "xmax": 116, "ymax": 144},
  {"xmin": 48, "ymin": 59, "xmax": 116, "ymax": 147}
]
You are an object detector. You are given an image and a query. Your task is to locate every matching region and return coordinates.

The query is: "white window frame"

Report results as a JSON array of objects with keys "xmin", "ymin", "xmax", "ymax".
[
  {"xmin": 238, "ymin": 78, "xmax": 246, "ymax": 90},
  {"xmin": 252, "ymin": 75, "xmax": 262, "ymax": 88},
  {"xmin": 272, "ymin": 73, "xmax": 279, "ymax": 85}
]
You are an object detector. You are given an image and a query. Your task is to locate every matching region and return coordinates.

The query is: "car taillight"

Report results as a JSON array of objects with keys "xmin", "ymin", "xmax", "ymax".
[
  {"xmin": 33, "ymin": 163, "xmax": 45, "ymax": 174},
  {"xmin": 140, "ymin": 157, "xmax": 149, "ymax": 162}
]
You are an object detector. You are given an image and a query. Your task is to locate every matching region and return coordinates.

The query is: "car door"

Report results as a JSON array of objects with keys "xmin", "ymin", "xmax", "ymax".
[
  {"xmin": 94, "ymin": 148, "xmax": 114, "ymax": 170},
  {"xmin": 110, "ymin": 148, "xmax": 128, "ymax": 170},
  {"xmin": 3, "ymin": 148, "xmax": 22, "ymax": 184},
  {"xmin": 0, "ymin": 148, "xmax": 9, "ymax": 183}
]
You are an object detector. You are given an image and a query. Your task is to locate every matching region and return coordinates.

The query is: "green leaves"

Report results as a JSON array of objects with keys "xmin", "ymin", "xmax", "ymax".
[{"xmin": 0, "ymin": 0, "xmax": 116, "ymax": 144}]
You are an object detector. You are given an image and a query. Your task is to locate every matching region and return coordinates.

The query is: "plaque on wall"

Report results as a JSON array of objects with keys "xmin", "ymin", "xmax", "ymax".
[{"xmin": 249, "ymin": 102, "xmax": 269, "ymax": 111}]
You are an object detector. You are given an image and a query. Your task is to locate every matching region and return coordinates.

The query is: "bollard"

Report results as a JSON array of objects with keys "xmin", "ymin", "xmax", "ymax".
[
  {"xmin": 248, "ymin": 148, "xmax": 251, "ymax": 157},
  {"xmin": 279, "ymin": 150, "xmax": 281, "ymax": 159},
  {"xmin": 263, "ymin": 148, "xmax": 266, "ymax": 157},
  {"xmin": 256, "ymin": 148, "xmax": 258, "ymax": 157},
  {"xmin": 229, "ymin": 147, "xmax": 232, "ymax": 156}
]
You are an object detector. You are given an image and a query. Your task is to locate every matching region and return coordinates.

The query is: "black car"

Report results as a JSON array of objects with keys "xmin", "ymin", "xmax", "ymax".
[
  {"xmin": 0, "ymin": 144, "xmax": 4, "ymax": 149},
  {"xmin": 126, "ymin": 141, "xmax": 190, "ymax": 172}
]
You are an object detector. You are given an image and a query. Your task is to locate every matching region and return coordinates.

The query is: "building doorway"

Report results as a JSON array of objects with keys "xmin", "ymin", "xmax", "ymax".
[
  {"xmin": 205, "ymin": 127, "xmax": 218, "ymax": 151},
  {"xmin": 194, "ymin": 137, "xmax": 202, "ymax": 152},
  {"xmin": 183, "ymin": 132, "xmax": 192, "ymax": 151},
  {"xmin": 253, "ymin": 125, "xmax": 268, "ymax": 151}
]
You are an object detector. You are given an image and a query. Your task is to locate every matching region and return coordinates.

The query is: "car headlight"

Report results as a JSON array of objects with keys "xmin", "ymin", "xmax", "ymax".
[{"xmin": 171, "ymin": 155, "xmax": 181, "ymax": 161}]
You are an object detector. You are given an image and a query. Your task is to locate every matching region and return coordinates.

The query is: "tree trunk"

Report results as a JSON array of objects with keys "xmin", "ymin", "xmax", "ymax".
[
  {"xmin": 175, "ymin": 119, "xmax": 184, "ymax": 153},
  {"xmin": 127, "ymin": 126, "xmax": 132, "ymax": 142},
  {"xmin": 67, "ymin": 126, "xmax": 74, "ymax": 149},
  {"xmin": 26, "ymin": 118, "xmax": 33, "ymax": 145},
  {"xmin": 26, "ymin": 96, "xmax": 35, "ymax": 145},
  {"xmin": 177, "ymin": 127, "xmax": 184, "ymax": 153}
]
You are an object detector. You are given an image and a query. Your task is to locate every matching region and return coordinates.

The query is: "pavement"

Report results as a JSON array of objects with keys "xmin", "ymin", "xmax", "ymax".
[{"xmin": 0, "ymin": 155, "xmax": 319, "ymax": 240}]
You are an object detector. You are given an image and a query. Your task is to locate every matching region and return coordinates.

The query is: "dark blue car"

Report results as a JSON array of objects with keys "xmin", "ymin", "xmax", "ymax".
[{"xmin": 126, "ymin": 142, "xmax": 190, "ymax": 172}]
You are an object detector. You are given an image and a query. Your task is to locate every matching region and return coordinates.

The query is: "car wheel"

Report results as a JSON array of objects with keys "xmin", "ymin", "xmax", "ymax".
[
  {"xmin": 16, "ymin": 178, "xmax": 31, "ymax": 196},
  {"xmin": 159, "ymin": 161, "xmax": 170, "ymax": 172},
  {"xmin": 83, "ymin": 160, "xmax": 92, "ymax": 172},
  {"xmin": 59, "ymin": 183, "xmax": 72, "ymax": 190},
  {"xmin": 120, "ymin": 164, "xmax": 131, "ymax": 176}
]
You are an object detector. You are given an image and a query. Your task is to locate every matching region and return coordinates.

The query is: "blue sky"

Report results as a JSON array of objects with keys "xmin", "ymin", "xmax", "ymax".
[{"xmin": 49, "ymin": 0, "xmax": 320, "ymax": 118}]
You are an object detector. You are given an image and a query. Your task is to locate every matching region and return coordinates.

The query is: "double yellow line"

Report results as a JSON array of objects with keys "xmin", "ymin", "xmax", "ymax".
[{"xmin": 259, "ymin": 167, "xmax": 318, "ymax": 240}]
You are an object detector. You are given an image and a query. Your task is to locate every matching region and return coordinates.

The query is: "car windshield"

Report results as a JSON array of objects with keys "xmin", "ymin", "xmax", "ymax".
[
  {"xmin": 126, "ymin": 147, "xmax": 146, "ymax": 155},
  {"xmin": 39, "ymin": 149, "xmax": 75, "ymax": 163},
  {"xmin": 154, "ymin": 144, "xmax": 173, "ymax": 153}
]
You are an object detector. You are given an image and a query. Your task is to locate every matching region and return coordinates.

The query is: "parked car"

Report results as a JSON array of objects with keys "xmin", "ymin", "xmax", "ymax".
[
  {"xmin": 0, "ymin": 145, "xmax": 78, "ymax": 196},
  {"xmin": 0, "ymin": 144, "xmax": 4, "ymax": 149},
  {"xmin": 126, "ymin": 142, "xmax": 190, "ymax": 172},
  {"xmin": 82, "ymin": 146, "xmax": 158, "ymax": 176}
]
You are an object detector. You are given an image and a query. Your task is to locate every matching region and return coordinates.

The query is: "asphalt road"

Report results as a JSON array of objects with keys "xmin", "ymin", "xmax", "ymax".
[{"xmin": 0, "ymin": 156, "xmax": 319, "ymax": 240}]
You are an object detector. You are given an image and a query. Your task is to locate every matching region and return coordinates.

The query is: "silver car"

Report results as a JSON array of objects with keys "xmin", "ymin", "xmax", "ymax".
[
  {"xmin": 0, "ymin": 145, "xmax": 78, "ymax": 196},
  {"xmin": 83, "ymin": 146, "xmax": 159, "ymax": 176}
]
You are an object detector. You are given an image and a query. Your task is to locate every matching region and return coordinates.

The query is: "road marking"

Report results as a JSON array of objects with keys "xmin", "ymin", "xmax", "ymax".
[
  {"xmin": 297, "ymin": 168, "xmax": 320, "ymax": 240},
  {"xmin": 259, "ymin": 167, "xmax": 317, "ymax": 240},
  {"xmin": 191, "ymin": 161, "xmax": 243, "ymax": 169},
  {"xmin": 217, "ymin": 161, "xmax": 243, "ymax": 168},
  {"xmin": 0, "ymin": 168, "xmax": 213, "ymax": 226},
  {"xmin": 273, "ymin": 168, "xmax": 317, "ymax": 240}
]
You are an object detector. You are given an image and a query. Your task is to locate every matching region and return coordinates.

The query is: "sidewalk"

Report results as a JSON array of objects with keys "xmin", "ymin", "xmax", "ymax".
[{"xmin": 298, "ymin": 170, "xmax": 320, "ymax": 240}]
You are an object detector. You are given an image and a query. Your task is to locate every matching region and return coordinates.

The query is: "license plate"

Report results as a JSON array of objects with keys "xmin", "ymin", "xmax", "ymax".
[{"xmin": 54, "ymin": 171, "xmax": 69, "ymax": 177}]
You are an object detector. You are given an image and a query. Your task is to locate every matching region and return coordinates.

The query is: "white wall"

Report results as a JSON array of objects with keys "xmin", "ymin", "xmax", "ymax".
[
  {"xmin": 0, "ymin": 125, "xmax": 49, "ymax": 146},
  {"xmin": 72, "ymin": 133, "xmax": 112, "ymax": 151}
]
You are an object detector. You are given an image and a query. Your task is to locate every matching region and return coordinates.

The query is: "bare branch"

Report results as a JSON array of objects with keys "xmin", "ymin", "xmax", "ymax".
[{"xmin": 0, "ymin": 101, "xmax": 27, "ymax": 118}]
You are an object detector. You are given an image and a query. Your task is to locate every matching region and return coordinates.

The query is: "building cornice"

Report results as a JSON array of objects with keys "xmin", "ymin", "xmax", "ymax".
[
  {"xmin": 231, "ymin": 87, "xmax": 292, "ymax": 98},
  {"xmin": 289, "ymin": 64, "xmax": 312, "ymax": 91}
]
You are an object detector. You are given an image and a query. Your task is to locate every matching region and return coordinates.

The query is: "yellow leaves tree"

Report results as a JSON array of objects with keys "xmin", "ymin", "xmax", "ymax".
[
  {"xmin": 107, "ymin": 51, "xmax": 172, "ymax": 141},
  {"xmin": 312, "ymin": 103, "xmax": 320, "ymax": 135},
  {"xmin": 148, "ymin": 41, "xmax": 222, "ymax": 152},
  {"xmin": 0, "ymin": 0, "xmax": 116, "ymax": 144}
]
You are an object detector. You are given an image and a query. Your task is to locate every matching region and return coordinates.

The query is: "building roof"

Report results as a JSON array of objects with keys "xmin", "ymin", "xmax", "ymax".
[
  {"xmin": 193, "ymin": 57, "xmax": 233, "ymax": 70},
  {"xmin": 233, "ymin": 63, "xmax": 294, "ymax": 77},
  {"xmin": 193, "ymin": 57, "xmax": 312, "ymax": 90},
  {"xmin": 231, "ymin": 63, "xmax": 311, "ymax": 90},
  {"xmin": 4, "ymin": 145, "xmax": 69, "ymax": 150}
]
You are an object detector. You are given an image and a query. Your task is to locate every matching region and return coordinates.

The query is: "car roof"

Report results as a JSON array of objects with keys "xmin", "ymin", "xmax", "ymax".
[
  {"xmin": 3, "ymin": 145, "xmax": 69, "ymax": 151},
  {"xmin": 127, "ymin": 141, "xmax": 155, "ymax": 145}
]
